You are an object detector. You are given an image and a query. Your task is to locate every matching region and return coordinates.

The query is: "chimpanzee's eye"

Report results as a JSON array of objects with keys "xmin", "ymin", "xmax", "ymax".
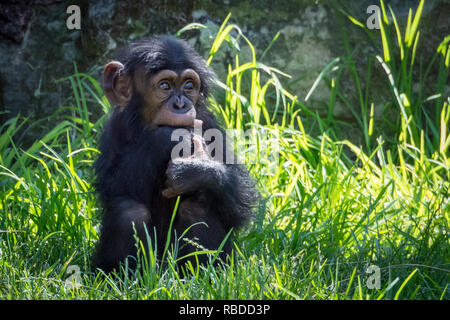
[
  {"xmin": 159, "ymin": 82, "xmax": 170, "ymax": 90},
  {"xmin": 184, "ymin": 80, "xmax": 194, "ymax": 90}
]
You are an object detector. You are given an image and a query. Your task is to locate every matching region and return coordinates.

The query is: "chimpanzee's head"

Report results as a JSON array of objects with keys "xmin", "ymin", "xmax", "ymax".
[{"xmin": 103, "ymin": 36, "xmax": 215, "ymax": 128}]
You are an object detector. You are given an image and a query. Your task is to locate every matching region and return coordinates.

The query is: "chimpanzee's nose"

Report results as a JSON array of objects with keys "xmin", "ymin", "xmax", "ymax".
[{"xmin": 174, "ymin": 96, "xmax": 185, "ymax": 109}]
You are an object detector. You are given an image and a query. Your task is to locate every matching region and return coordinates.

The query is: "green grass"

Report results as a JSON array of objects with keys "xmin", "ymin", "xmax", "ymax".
[{"xmin": 0, "ymin": 2, "xmax": 449, "ymax": 300}]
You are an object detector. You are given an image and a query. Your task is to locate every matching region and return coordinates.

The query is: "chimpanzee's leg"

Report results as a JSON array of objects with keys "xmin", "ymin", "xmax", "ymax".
[
  {"xmin": 173, "ymin": 197, "xmax": 231, "ymax": 267},
  {"xmin": 93, "ymin": 198, "xmax": 151, "ymax": 273}
]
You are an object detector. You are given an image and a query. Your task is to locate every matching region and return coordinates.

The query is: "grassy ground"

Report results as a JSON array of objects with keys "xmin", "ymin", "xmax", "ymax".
[{"xmin": 0, "ymin": 2, "xmax": 449, "ymax": 299}]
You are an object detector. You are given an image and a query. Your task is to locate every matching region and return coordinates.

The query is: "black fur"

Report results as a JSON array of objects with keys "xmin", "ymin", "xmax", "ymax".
[{"xmin": 93, "ymin": 36, "xmax": 257, "ymax": 273}]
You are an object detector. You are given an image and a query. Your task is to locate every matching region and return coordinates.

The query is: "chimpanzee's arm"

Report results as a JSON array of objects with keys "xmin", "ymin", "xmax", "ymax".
[{"xmin": 163, "ymin": 157, "xmax": 257, "ymax": 230}]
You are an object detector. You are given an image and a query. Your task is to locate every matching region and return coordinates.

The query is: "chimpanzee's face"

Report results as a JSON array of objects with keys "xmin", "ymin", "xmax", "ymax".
[
  {"xmin": 103, "ymin": 62, "xmax": 202, "ymax": 128},
  {"xmin": 135, "ymin": 68, "xmax": 201, "ymax": 128}
]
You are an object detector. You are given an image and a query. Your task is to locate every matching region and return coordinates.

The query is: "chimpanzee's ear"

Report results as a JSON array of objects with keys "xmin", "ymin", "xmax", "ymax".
[{"xmin": 103, "ymin": 61, "xmax": 133, "ymax": 107}]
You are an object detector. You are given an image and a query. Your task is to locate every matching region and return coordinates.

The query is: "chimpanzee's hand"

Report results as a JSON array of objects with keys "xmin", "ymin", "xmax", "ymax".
[{"xmin": 162, "ymin": 135, "xmax": 226, "ymax": 198}]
